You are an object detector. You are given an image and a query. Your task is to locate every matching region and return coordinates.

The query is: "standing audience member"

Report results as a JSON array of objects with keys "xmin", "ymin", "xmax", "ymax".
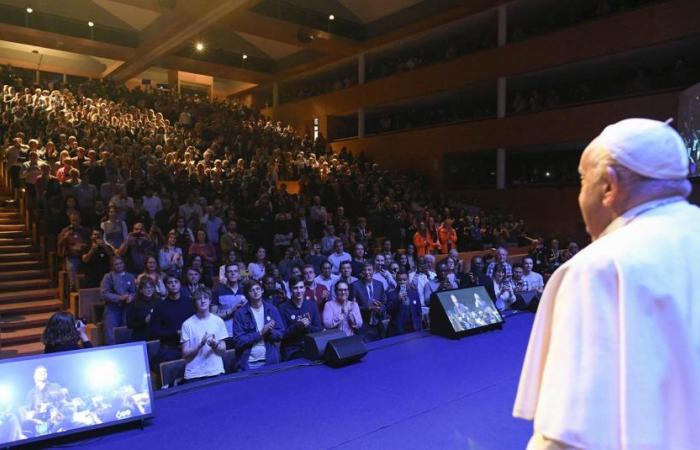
[
  {"xmin": 232, "ymin": 281, "xmax": 284, "ymax": 371},
  {"xmin": 323, "ymin": 281, "xmax": 362, "ymax": 336},
  {"xmin": 386, "ymin": 272, "xmax": 422, "ymax": 336},
  {"xmin": 100, "ymin": 256, "xmax": 136, "ymax": 345},
  {"xmin": 126, "ymin": 277, "xmax": 160, "ymax": 342},
  {"xmin": 181, "ymin": 287, "xmax": 228, "ymax": 383},
  {"xmin": 278, "ymin": 276, "xmax": 322, "ymax": 360},
  {"xmin": 150, "ymin": 276, "xmax": 194, "ymax": 364}
]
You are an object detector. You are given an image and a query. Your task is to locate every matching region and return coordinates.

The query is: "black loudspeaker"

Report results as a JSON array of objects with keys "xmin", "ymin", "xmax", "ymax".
[
  {"xmin": 303, "ymin": 329, "xmax": 347, "ymax": 360},
  {"xmin": 429, "ymin": 286, "xmax": 504, "ymax": 339},
  {"xmin": 323, "ymin": 335, "xmax": 367, "ymax": 368}
]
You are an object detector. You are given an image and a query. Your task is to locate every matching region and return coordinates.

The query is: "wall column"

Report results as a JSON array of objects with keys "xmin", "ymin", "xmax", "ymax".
[
  {"xmin": 167, "ymin": 69, "xmax": 179, "ymax": 94},
  {"xmin": 358, "ymin": 52, "xmax": 366, "ymax": 84},
  {"xmin": 358, "ymin": 108, "xmax": 365, "ymax": 138},
  {"xmin": 272, "ymin": 82, "xmax": 279, "ymax": 108},
  {"xmin": 496, "ymin": 147, "xmax": 506, "ymax": 190},
  {"xmin": 497, "ymin": 5, "xmax": 507, "ymax": 47}
]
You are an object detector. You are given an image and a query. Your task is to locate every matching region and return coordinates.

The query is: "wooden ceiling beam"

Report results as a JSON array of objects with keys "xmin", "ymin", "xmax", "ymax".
[
  {"xmin": 106, "ymin": 0, "xmax": 262, "ymax": 83},
  {"xmin": 0, "ymin": 23, "xmax": 135, "ymax": 61}
]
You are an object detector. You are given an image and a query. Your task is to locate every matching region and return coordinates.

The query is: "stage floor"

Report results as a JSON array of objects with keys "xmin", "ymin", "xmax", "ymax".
[{"xmin": 52, "ymin": 313, "xmax": 535, "ymax": 450}]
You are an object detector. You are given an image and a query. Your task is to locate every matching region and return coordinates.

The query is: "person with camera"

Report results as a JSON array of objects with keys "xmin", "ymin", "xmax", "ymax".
[
  {"xmin": 42, "ymin": 311, "xmax": 92, "ymax": 353},
  {"xmin": 386, "ymin": 271, "xmax": 422, "ymax": 336},
  {"xmin": 100, "ymin": 256, "xmax": 136, "ymax": 345},
  {"xmin": 278, "ymin": 275, "xmax": 322, "ymax": 361},
  {"xmin": 117, "ymin": 222, "xmax": 155, "ymax": 274},
  {"xmin": 57, "ymin": 212, "xmax": 91, "ymax": 292},
  {"xmin": 81, "ymin": 228, "xmax": 114, "ymax": 288}
]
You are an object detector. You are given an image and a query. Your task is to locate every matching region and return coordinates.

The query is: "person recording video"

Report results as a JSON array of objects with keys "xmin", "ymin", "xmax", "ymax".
[{"xmin": 42, "ymin": 311, "xmax": 92, "ymax": 354}]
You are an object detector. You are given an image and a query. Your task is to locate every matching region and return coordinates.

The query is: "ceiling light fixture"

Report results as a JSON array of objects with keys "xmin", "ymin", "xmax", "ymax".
[
  {"xmin": 242, "ymin": 53, "xmax": 248, "ymax": 60},
  {"xmin": 88, "ymin": 20, "xmax": 94, "ymax": 27},
  {"xmin": 195, "ymin": 42, "xmax": 204, "ymax": 51},
  {"xmin": 328, "ymin": 14, "xmax": 335, "ymax": 21},
  {"xmin": 26, "ymin": 7, "xmax": 33, "ymax": 13}
]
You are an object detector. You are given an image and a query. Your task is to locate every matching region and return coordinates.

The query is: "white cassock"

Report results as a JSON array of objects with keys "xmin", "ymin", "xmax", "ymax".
[{"xmin": 513, "ymin": 197, "xmax": 700, "ymax": 450}]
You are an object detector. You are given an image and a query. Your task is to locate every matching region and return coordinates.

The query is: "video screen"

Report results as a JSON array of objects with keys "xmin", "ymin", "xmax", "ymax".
[
  {"xmin": 0, "ymin": 343, "xmax": 153, "ymax": 447},
  {"xmin": 433, "ymin": 286, "xmax": 503, "ymax": 332},
  {"xmin": 678, "ymin": 82, "xmax": 700, "ymax": 178}
]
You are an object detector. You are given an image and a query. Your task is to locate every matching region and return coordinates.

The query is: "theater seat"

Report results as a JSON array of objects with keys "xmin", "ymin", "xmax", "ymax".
[
  {"xmin": 113, "ymin": 326, "xmax": 133, "ymax": 344},
  {"xmin": 223, "ymin": 349, "xmax": 237, "ymax": 374},
  {"xmin": 160, "ymin": 359, "xmax": 186, "ymax": 388},
  {"xmin": 146, "ymin": 340, "xmax": 160, "ymax": 362}
]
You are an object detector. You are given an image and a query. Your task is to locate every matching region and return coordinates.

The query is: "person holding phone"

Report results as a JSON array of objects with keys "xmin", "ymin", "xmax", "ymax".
[{"xmin": 42, "ymin": 311, "xmax": 92, "ymax": 353}]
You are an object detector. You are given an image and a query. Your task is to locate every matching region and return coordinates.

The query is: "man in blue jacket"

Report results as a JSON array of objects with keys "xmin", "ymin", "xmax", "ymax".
[
  {"xmin": 232, "ymin": 280, "xmax": 284, "ymax": 371},
  {"xmin": 278, "ymin": 276, "xmax": 322, "ymax": 360},
  {"xmin": 350, "ymin": 262, "xmax": 387, "ymax": 342},
  {"xmin": 386, "ymin": 271, "xmax": 422, "ymax": 336}
]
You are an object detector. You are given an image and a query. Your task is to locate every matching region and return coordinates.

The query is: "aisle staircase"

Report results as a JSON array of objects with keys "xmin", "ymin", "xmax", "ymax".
[{"xmin": 0, "ymin": 195, "xmax": 60, "ymax": 358}]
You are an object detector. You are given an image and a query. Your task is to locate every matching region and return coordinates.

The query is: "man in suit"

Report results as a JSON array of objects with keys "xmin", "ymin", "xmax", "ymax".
[
  {"xmin": 350, "ymin": 262, "xmax": 387, "ymax": 342},
  {"xmin": 386, "ymin": 272, "xmax": 422, "ymax": 336}
]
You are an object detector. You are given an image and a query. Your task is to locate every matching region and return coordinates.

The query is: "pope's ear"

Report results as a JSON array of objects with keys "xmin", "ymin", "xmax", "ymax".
[{"xmin": 601, "ymin": 165, "xmax": 619, "ymax": 208}]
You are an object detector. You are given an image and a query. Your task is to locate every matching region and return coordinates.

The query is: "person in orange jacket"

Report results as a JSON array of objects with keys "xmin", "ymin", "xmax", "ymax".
[
  {"xmin": 413, "ymin": 221, "xmax": 439, "ymax": 257},
  {"xmin": 437, "ymin": 219, "xmax": 458, "ymax": 254}
]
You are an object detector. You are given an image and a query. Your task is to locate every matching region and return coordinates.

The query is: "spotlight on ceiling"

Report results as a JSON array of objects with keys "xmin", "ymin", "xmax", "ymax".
[
  {"xmin": 26, "ymin": 7, "xmax": 33, "ymax": 13},
  {"xmin": 88, "ymin": 20, "xmax": 94, "ymax": 27},
  {"xmin": 328, "ymin": 14, "xmax": 335, "ymax": 21},
  {"xmin": 195, "ymin": 42, "xmax": 204, "ymax": 52},
  {"xmin": 242, "ymin": 53, "xmax": 248, "ymax": 60}
]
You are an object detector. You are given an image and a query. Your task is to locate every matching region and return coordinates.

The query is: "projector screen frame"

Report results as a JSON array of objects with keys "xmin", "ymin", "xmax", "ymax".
[{"xmin": 0, "ymin": 342, "xmax": 155, "ymax": 448}]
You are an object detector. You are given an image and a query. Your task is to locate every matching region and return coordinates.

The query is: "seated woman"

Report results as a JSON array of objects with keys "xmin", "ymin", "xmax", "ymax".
[
  {"xmin": 137, "ymin": 255, "xmax": 167, "ymax": 298},
  {"xmin": 231, "ymin": 280, "xmax": 284, "ymax": 371},
  {"xmin": 485, "ymin": 263, "xmax": 515, "ymax": 311},
  {"xmin": 126, "ymin": 277, "xmax": 161, "ymax": 342},
  {"xmin": 42, "ymin": 311, "xmax": 92, "ymax": 353},
  {"xmin": 322, "ymin": 280, "xmax": 362, "ymax": 336}
]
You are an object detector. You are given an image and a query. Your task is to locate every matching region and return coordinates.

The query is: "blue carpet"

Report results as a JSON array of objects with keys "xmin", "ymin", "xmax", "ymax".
[{"xmin": 51, "ymin": 313, "xmax": 535, "ymax": 450}]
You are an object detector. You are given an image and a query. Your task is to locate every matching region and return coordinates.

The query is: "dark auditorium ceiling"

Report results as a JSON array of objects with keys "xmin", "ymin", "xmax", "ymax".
[{"xmin": 0, "ymin": 0, "xmax": 507, "ymax": 91}]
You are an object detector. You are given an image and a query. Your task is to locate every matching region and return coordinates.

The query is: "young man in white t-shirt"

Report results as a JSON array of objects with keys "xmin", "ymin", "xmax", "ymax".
[{"xmin": 180, "ymin": 287, "xmax": 228, "ymax": 382}]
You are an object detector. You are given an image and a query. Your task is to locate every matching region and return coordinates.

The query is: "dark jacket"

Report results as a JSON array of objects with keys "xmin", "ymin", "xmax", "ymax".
[
  {"xmin": 386, "ymin": 287, "xmax": 422, "ymax": 336},
  {"xmin": 278, "ymin": 299, "xmax": 322, "ymax": 360},
  {"xmin": 232, "ymin": 301, "xmax": 284, "ymax": 371}
]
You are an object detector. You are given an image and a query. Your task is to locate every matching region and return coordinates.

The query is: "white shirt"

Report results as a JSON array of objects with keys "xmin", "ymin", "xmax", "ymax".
[
  {"xmin": 314, "ymin": 273, "xmax": 339, "ymax": 293},
  {"xmin": 180, "ymin": 314, "xmax": 228, "ymax": 380},
  {"xmin": 249, "ymin": 305, "xmax": 266, "ymax": 363},
  {"xmin": 522, "ymin": 271, "xmax": 544, "ymax": 292},
  {"xmin": 327, "ymin": 252, "xmax": 351, "ymax": 274},
  {"xmin": 514, "ymin": 198, "xmax": 700, "ymax": 449}
]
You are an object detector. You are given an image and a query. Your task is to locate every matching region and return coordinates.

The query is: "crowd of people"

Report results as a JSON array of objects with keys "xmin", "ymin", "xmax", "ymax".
[{"xmin": 1, "ymin": 77, "xmax": 572, "ymax": 385}]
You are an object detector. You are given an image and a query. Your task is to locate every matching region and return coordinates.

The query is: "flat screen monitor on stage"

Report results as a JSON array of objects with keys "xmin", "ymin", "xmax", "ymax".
[
  {"xmin": 429, "ymin": 286, "xmax": 504, "ymax": 338},
  {"xmin": 678, "ymin": 82, "xmax": 700, "ymax": 178},
  {"xmin": 0, "ymin": 342, "xmax": 154, "ymax": 447}
]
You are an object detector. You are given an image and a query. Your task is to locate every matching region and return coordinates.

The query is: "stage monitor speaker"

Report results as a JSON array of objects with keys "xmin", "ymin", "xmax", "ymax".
[
  {"xmin": 429, "ymin": 286, "xmax": 504, "ymax": 338},
  {"xmin": 303, "ymin": 329, "xmax": 347, "ymax": 360},
  {"xmin": 323, "ymin": 335, "xmax": 367, "ymax": 368}
]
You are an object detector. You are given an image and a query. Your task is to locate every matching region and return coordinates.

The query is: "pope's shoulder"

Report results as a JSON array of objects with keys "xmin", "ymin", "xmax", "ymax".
[{"xmin": 563, "ymin": 200, "xmax": 700, "ymax": 275}]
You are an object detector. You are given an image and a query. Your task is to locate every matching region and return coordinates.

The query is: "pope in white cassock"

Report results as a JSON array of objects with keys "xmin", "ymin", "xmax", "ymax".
[{"xmin": 513, "ymin": 118, "xmax": 700, "ymax": 450}]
